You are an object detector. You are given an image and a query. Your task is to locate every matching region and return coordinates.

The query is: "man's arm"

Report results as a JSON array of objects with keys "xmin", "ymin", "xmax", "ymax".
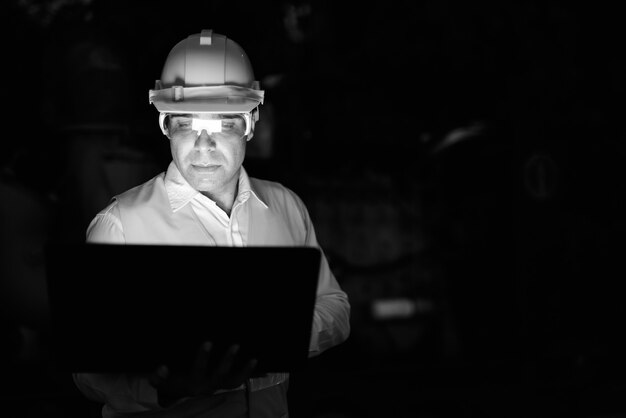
[
  {"xmin": 86, "ymin": 200, "xmax": 125, "ymax": 244},
  {"xmin": 308, "ymin": 251, "xmax": 351, "ymax": 357},
  {"xmin": 292, "ymin": 194, "xmax": 351, "ymax": 357}
]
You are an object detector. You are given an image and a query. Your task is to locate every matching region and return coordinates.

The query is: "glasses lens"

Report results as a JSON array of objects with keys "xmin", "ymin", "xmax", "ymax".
[{"xmin": 169, "ymin": 114, "xmax": 248, "ymax": 139}]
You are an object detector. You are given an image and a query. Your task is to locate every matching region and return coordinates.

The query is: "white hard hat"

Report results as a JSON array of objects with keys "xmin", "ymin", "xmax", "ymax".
[{"xmin": 149, "ymin": 30, "xmax": 264, "ymax": 114}]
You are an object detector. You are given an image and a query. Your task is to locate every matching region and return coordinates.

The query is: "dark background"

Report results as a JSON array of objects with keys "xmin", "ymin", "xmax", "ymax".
[{"xmin": 2, "ymin": 1, "xmax": 626, "ymax": 417}]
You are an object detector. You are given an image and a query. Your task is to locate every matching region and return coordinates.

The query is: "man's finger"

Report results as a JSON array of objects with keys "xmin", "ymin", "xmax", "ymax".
[
  {"xmin": 193, "ymin": 341, "xmax": 212, "ymax": 374},
  {"xmin": 148, "ymin": 365, "xmax": 169, "ymax": 388},
  {"xmin": 213, "ymin": 344, "xmax": 239, "ymax": 379},
  {"xmin": 222, "ymin": 358, "xmax": 257, "ymax": 390},
  {"xmin": 238, "ymin": 358, "xmax": 257, "ymax": 381}
]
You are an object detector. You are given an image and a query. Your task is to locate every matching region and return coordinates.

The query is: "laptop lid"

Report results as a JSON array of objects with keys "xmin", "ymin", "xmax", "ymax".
[{"xmin": 45, "ymin": 243, "xmax": 321, "ymax": 375}]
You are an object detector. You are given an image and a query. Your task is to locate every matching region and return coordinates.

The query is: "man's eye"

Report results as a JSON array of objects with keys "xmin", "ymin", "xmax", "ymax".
[
  {"xmin": 177, "ymin": 122, "xmax": 192, "ymax": 129},
  {"xmin": 222, "ymin": 121, "xmax": 235, "ymax": 130}
]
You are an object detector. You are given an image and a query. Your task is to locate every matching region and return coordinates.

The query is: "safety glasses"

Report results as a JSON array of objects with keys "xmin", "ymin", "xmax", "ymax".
[{"xmin": 159, "ymin": 112, "xmax": 252, "ymax": 140}]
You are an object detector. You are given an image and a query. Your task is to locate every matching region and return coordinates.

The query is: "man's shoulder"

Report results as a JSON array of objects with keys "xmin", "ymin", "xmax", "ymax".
[
  {"xmin": 114, "ymin": 172, "xmax": 166, "ymax": 204},
  {"xmin": 249, "ymin": 176, "xmax": 302, "ymax": 205},
  {"xmin": 249, "ymin": 176, "xmax": 310, "ymax": 232},
  {"xmin": 249, "ymin": 176, "xmax": 287, "ymax": 193}
]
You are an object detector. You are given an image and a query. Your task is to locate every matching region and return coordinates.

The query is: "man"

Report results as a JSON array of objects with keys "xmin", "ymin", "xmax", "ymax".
[{"xmin": 73, "ymin": 30, "xmax": 350, "ymax": 418}]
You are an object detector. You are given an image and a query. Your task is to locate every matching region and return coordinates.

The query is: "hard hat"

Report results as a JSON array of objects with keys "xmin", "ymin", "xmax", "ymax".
[{"xmin": 149, "ymin": 30, "xmax": 264, "ymax": 114}]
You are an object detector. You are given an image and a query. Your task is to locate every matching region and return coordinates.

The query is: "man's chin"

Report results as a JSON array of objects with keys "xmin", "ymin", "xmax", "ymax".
[{"xmin": 193, "ymin": 179, "xmax": 218, "ymax": 192}]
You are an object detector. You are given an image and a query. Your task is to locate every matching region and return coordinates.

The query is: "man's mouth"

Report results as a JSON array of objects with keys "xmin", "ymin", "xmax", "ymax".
[{"xmin": 192, "ymin": 164, "xmax": 220, "ymax": 172}]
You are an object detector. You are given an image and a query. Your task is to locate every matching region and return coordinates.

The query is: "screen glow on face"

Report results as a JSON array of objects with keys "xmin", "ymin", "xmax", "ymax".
[{"xmin": 191, "ymin": 118, "xmax": 222, "ymax": 133}]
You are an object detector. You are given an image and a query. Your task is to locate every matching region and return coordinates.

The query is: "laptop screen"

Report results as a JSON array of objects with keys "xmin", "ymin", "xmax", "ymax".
[{"xmin": 45, "ymin": 243, "xmax": 321, "ymax": 374}]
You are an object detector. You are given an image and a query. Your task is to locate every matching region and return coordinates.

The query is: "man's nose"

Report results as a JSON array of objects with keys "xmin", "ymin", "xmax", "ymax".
[{"xmin": 194, "ymin": 130, "xmax": 216, "ymax": 151}]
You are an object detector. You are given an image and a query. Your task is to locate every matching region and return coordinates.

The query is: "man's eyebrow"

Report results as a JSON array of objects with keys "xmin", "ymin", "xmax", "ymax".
[
  {"xmin": 170, "ymin": 113, "xmax": 242, "ymax": 120},
  {"xmin": 169, "ymin": 114, "xmax": 193, "ymax": 120}
]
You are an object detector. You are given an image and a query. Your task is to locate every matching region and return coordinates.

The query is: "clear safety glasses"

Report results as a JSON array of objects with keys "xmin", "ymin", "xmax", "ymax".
[{"xmin": 160, "ymin": 113, "xmax": 252, "ymax": 140}]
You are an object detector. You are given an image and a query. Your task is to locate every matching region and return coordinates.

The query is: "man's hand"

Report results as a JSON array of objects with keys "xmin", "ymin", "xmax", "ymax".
[{"xmin": 149, "ymin": 342, "xmax": 257, "ymax": 408}]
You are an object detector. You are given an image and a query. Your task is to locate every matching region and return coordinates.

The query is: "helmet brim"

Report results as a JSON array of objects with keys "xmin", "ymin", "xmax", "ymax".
[
  {"xmin": 149, "ymin": 85, "xmax": 264, "ymax": 114},
  {"xmin": 152, "ymin": 97, "xmax": 261, "ymax": 113}
]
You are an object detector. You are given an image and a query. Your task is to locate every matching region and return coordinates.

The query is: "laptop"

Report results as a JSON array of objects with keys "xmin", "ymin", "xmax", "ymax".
[{"xmin": 44, "ymin": 243, "xmax": 321, "ymax": 375}]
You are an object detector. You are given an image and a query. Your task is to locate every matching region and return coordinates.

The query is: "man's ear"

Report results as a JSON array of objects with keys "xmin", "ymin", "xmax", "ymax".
[
  {"xmin": 246, "ymin": 108, "xmax": 259, "ymax": 141},
  {"xmin": 158, "ymin": 113, "xmax": 171, "ymax": 138}
]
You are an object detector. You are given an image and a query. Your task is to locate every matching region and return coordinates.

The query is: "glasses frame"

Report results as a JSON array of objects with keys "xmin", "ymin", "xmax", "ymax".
[{"xmin": 159, "ymin": 112, "xmax": 253, "ymax": 139}]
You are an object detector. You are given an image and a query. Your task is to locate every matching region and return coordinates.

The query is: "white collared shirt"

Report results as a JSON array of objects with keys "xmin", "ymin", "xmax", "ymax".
[{"xmin": 87, "ymin": 162, "xmax": 269, "ymax": 247}]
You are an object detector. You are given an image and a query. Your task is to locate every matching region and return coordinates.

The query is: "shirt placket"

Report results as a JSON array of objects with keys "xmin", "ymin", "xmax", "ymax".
[{"xmin": 229, "ymin": 194, "xmax": 248, "ymax": 247}]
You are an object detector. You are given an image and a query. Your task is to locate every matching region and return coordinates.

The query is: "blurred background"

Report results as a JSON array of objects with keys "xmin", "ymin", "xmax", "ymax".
[{"xmin": 2, "ymin": 1, "xmax": 626, "ymax": 417}]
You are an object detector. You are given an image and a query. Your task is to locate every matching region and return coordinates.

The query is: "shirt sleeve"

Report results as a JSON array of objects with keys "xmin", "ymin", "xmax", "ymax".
[
  {"xmin": 73, "ymin": 373, "xmax": 160, "ymax": 414},
  {"xmin": 85, "ymin": 200, "xmax": 125, "ymax": 244},
  {"xmin": 293, "ymin": 196, "xmax": 351, "ymax": 357},
  {"xmin": 75, "ymin": 201, "xmax": 161, "ymax": 413}
]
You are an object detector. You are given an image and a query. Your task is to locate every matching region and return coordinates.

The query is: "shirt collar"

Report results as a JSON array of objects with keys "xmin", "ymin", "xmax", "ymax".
[{"xmin": 164, "ymin": 161, "xmax": 268, "ymax": 212}]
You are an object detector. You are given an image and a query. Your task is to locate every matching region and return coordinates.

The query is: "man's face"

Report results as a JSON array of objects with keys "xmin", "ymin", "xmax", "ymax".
[{"xmin": 167, "ymin": 113, "xmax": 247, "ymax": 195}]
